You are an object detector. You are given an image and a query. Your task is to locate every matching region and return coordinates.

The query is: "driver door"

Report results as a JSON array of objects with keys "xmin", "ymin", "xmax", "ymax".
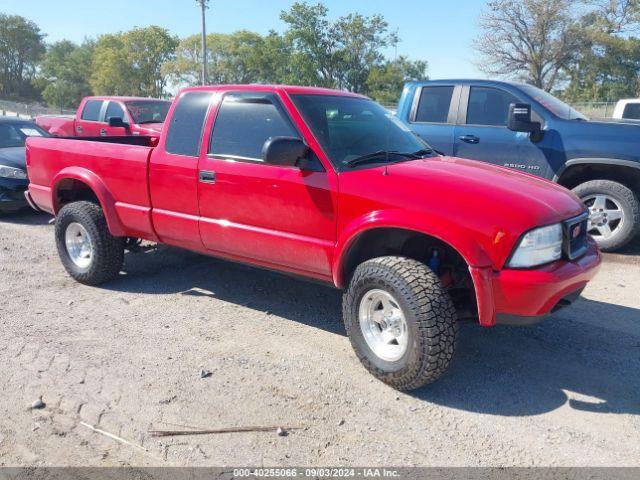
[
  {"xmin": 197, "ymin": 91, "xmax": 338, "ymax": 280},
  {"xmin": 102, "ymin": 101, "xmax": 130, "ymax": 136},
  {"xmin": 454, "ymin": 86, "xmax": 553, "ymax": 177}
]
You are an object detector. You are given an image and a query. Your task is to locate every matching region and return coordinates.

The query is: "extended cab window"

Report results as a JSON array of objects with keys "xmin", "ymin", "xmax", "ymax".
[
  {"xmin": 165, "ymin": 91, "xmax": 213, "ymax": 157},
  {"xmin": 209, "ymin": 94, "xmax": 298, "ymax": 161},
  {"xmin": 414, "ymin": 86, "xmax": 454, "ymax": 123},
  {"xmin": 81, "ymin": 100, "xmax": 103, "ymax": 121},
  {"xmin": 466, "ymin": 87, "xmax": 519, "ymax": 126},
  {"xmin": 105, "ymin": 102, "xmax": 125, "ymax": 121}
]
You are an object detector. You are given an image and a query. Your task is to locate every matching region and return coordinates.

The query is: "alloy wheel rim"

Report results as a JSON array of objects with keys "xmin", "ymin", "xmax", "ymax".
[
  {"xmin": 583, "ymin": 194, "xmax": 624, "ymax": 240},
  {"xmin": 359, "ymin": 289, "xmax": 409, "ymax": 362},
  {"xmin": 64, "ymin": 222, "xmax": 94, "ymax": 269}
]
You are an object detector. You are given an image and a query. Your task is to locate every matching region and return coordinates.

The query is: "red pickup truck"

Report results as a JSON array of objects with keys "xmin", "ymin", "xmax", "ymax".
[
  {"xmin": 35, "ymin": 96, "xmax": 171, "ymax": 137},
  {"xmin": 25, "ymin": 85, "xmax": 601, "ymax": 391}
]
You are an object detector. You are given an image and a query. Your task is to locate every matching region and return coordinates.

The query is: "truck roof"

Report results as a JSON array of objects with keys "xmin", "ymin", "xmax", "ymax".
[
  {"xmin": 405, "ymin": 79, "xmax": 534, "ymax": 89},
  {"xmin": 83, "ymin": 96, "xmax": 171, "ymax": 102},
  {"xmin": 180, "ymin": 84, "xmax": 368, "ymax": 98}
]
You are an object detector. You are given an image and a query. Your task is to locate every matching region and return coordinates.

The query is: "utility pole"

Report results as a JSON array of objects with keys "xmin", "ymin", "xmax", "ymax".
[{"xmin": 196, "ymin": 0, "xmax": 210, "ymax": 85}]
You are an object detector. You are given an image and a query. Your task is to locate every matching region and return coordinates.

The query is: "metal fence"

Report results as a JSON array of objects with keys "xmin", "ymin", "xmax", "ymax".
[
  {"xmin": 569, "ymin": 101, "xmax": 617, "ymax": 119},
  {"xmin": 0, "ymin": 99, "xmax": 75, "ymax": 119}
]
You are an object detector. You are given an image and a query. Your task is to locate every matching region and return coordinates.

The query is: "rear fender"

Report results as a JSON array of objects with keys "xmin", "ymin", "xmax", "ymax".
[{"xmin": 52, "ymin": 167, "xmax": 126, "ymax": 236}]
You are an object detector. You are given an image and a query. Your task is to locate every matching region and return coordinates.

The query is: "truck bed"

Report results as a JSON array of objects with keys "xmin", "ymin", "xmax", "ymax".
[
  {"xmin": 35, "ymin": 115, "xmax": 76, "ymax": 136},
  {"xmin": 26, "ymin": 136, "xmax": 157, "ymax": 239}
]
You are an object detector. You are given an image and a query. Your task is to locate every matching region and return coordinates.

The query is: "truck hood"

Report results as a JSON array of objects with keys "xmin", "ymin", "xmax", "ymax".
[
  {"xmin": 0, "ymin": 147, "xmax": 26, "ymax": 169},
  {"xmin": 339, "ymin": 156, "xmax": 586, "ymax": 268},
  {"xmin": 135, "ymin": 123, "xmax": 163, "ymax": 135}
]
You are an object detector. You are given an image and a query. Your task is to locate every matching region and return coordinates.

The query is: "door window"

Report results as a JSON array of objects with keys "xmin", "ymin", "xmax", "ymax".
[
  {"xmin": 623, "ymin": 103, "xmax": 640, "ymax": 120},
  {"xmin": 80, "ymin": 100, "xmax": 104, "ymax": 121},
  {"xmin": 105, "ymin": 102, "xmax": 125, "ymax": 121},
  {"xmin": 165, "ymin": 91, "xmax": 213, "ymax": 157},
  {"xmin": 414, "ymin": 86, "xmax": 454, "ymax": 123},
  {"xmin": 209, "ymin": 94, "xmax": 299, "ymax": 161},
  {"xmin": 466, "ymin": 87, "xmax": 519, "ymax": 126}
]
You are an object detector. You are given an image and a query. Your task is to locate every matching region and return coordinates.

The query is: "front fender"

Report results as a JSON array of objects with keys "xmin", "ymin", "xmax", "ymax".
[
  {"xmin": 52, "ymin": 167, "xmax": 126, "ymax": 236},
  {"xmin": 332, "ymin": 209, "xmax": 493, "ymax": 288}
]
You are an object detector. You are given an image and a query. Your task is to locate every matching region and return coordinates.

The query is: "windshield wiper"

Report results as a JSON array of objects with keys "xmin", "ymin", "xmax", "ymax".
[
  {"xmin": 346, "ymin": 149, "xmax": 433, "ymax": 167},
  {"xmin": 410, "ymin": 148, "xmax": 435, "ymax": 157}
]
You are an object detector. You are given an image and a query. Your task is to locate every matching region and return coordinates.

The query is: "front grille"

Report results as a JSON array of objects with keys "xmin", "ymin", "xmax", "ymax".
[{"xmin": 563, "ymin": 212, "xmax": 589, "ymax": 260}]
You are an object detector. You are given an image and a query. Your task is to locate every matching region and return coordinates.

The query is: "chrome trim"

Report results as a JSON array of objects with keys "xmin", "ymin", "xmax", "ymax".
[{"xmin": 24, "ymin": 190, "xmax": 40, "ymax": 212}]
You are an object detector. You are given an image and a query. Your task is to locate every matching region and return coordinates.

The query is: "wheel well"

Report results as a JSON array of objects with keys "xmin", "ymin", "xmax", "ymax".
[
  {"xmin": 55, "ymin": 179, "xmax": 99, "ymax": 211},
  {"xmin": 558, "ymin": 163, "xmax": 640, "ymax": 192},
  {"xmin": 341, "ymin": 228, "xmax": 477, "ymax": 320}
]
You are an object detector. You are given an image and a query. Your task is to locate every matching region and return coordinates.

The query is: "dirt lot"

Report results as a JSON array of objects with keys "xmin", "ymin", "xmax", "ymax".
[{"xmin": 0, "ymin": 210, "xmax": 639, "ymax": 467}]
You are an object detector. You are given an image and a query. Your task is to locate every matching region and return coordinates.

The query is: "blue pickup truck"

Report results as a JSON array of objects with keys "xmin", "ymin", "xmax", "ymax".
[{"xmin": 397, "ymin": 80, "xmax": 640, "ymax": 251}]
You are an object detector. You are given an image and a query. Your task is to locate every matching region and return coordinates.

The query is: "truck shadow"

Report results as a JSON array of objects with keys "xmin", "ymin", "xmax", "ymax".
[
  {"xmin": 0, "ymin": 209, "xmax": 51, "ymax": 225},
  {"xmin": 109, "ymin": 244, "xmax": 639, "ymax": 417},
  {"xmin": 414, "ymin": 300, "xmax": 640, "ymax": 416}
]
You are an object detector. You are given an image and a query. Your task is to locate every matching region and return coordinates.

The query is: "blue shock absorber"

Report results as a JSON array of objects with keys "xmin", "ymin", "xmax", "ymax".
[{"xmin": 427, "ymin": 249, "xmax": 440, "ymax": 275}]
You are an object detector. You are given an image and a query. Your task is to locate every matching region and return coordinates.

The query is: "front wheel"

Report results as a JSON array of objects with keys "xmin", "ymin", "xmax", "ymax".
[
  {"xmin": 342, "ymin": 256, "xmax": 458, "ymax": 391},
  {"xmin": 55, "ymin": 201, "xmax": 125, "ymax": 285},
  {"xmin": 573, "ymin": 180, "xmax": 640, "ymax": 252}
]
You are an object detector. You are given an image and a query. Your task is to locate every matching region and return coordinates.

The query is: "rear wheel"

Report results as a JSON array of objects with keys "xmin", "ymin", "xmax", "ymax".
[
  {"xmin": 55, "ymin": 201, "xmax": 124, "ymax": 285},
  {"xmin": 342, "ymin": 256, "xmax": 458, "ymax": 391},
  {"xmin": 573, "ymin": 180, "xmax": 640, "ymax": 252}
]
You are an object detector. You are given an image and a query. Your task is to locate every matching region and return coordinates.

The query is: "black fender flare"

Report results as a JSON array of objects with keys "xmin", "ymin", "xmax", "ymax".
[{"xmin": 553, "ymin": 158, "xmax": 640, "ymax": 183}]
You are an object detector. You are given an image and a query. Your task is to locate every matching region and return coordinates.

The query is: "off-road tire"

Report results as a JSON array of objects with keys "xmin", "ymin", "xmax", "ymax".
[
  {"xmin": 573, "ymin": 179, "xmax": 640, "ymax": 252},
  {"xmin": 343, "ymin": 256, "xmax": 458, "ymax": 391},
  {"xmin": 55, "ymin": 201, "xmax": 124, "ymax": 285}
]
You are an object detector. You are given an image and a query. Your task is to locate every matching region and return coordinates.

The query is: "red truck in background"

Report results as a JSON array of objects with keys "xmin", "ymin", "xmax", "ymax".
[
  {"xmin": 25, "ymin": 85, "xmax": 601, "ymax": 391},
  {"xmin": 35, "ymin": 96, "xmax": 171, "ymax": 137}
]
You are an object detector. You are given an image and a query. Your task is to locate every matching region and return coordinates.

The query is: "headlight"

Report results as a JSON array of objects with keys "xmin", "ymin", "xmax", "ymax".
[
  {"xmin": 0, "ymin": 165, "xmax": 27, "ymax": 180},
  {"xmin": 507, "ymin": 223, "xmax": 563, "ymax": 268}
]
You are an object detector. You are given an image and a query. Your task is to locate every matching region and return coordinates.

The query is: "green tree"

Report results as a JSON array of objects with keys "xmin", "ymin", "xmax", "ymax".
[
  {"xmin": 0, "ymin": 14, "xmax": 46, "ymax": 100},
  {"xmin": 280, "ymin": 2, "xmax": 399, "ymax": 92},
  {"xmin": 90, "ymin": 33, "xmax": 131, "ymax": 95},
  {"xmin": 166, "ymin": 2, "xmax": 428, "ymax": 99},
  {"xmin": 39, "ymin": 40, "xmax": 94, "ymax": 110},
  {"xmin": 563, "ymin": 1, "xmax": 640, "ymax": 101},
  {"xmin": 91, "ymin": 26, "xmax": 178, "ymax": 97},
  {"xmin": 163, "ymin": 30, "xmax": 292, "ymax": 87},
  {"xmin": 280, "ymin": 2, "xmax": 339, "ymax": 87},
  {"xmin": 367, "ymin": 56, "xmax": 428, "ymax": 105},
  {"xmin": 333, "ymin": 13, "xmax": 396, "ymax": 93}
]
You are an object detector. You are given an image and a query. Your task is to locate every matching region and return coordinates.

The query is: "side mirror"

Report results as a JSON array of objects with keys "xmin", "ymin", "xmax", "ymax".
[
  {"xmin": 108, "ymin": 116, "xmax": 129, "ymax": 129},
  {"xmin": 262, "ymin": 137, "xmax": 309, "ymax": 167},
  {"xmin": 507, "ymin": 103, "xmax": 542, "ymax": 141}
]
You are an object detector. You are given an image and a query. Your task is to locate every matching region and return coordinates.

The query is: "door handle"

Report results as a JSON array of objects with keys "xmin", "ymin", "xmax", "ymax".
[
  {"xmin": 100, "ymin": 128, "xmax": 107, "ymax": 136},
  {"xmin": 459, "ymin": 134, "xmax": 480, "ymax": 144},
  {"xmin": 199, "ymin": 170, "xmax": 216, "ymax": 184}
]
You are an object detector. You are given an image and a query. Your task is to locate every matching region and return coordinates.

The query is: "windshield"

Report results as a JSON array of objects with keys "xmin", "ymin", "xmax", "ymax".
[
  {"xmin": 125, "ymin": 100, "xmax": 171, "ymax": 124},
  {"xmin": 290, "ymin": 94, "xmax": 432, "ymax": 170},
  {"xmin": 519, "ymin": 84, "xmax": 588, "ymax": 121},
  {"xmin": 0, "ymin": 122, "xmax": 48, "ymax": 148}
]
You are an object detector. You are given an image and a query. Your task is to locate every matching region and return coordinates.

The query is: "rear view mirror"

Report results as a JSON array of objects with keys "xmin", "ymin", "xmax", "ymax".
[
  {"xmin": 507, "ymin": 103, "xmax": 542, "ymax": 141},
  {"xmin": 262, "ymin": 137, "xmax": 309, "ymax": 167},
  {"xmin": 108, "ymin": 117, "xmax": 129, "ymax": 129}
]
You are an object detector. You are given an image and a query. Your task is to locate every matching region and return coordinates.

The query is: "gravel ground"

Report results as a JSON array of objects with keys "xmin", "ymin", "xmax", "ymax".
[{"xmin": 0, "ymin": 210, "xmax": 638, "ymax": 467}]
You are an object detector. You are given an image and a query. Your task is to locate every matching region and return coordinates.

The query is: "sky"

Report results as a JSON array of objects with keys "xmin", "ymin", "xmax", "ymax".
[{"xmin": 2, "ymin": 0, "xmax": 488, "ymax": 80}]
